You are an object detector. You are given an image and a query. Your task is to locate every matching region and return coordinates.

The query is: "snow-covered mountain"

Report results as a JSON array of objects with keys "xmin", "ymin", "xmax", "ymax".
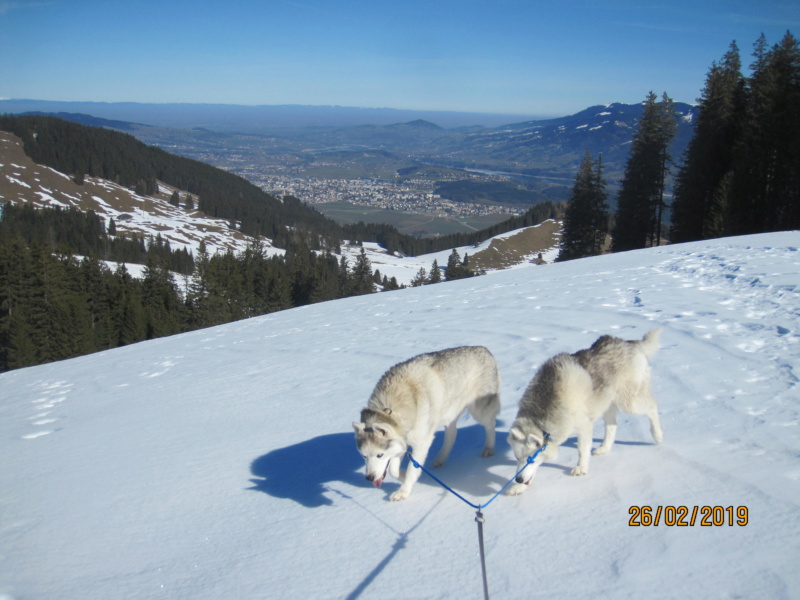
[
  {"xmin": 442, "ymin": 102, "xmax": 698, "ymax": 175},
  {"xmin": 2, "ymin": 231, "xmax": 798, "ymax": 599}
]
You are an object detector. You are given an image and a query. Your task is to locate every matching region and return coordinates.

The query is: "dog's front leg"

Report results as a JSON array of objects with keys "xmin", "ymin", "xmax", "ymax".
[
  {"xmin": 391, "ymin": 438, "xmax": 432, "ymax": 501},
  {"xmin": 571, "ymin": 427, "xmax": 592, "ymax": 476}
]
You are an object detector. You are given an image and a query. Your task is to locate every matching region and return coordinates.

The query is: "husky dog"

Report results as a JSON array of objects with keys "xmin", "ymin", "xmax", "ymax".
[
  {"xmin": 506, "ymin": 329, "xmax": 663, "ymax": 496},
  {"xmin": 353, "ymin": 346, "xmax": 501, "ymax": 501}
]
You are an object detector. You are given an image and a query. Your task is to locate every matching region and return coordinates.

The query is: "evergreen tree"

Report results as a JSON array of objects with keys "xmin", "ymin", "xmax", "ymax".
[
  {"xmin": 338, "ymin": 256, "xmax": 351, "ymax": 297},
  {"xmin": 382, "ymin": 275, "xmax": 401, "ymax": 291},
  {"xmin": 80, "ymin": 255, "xmax": 116, "ymax": 350},
  {"xmin": 350, "ymin": 248, "xmax": 376, "ymax": 295},
  {"xmin": 112, "ymin": 263, "xmax": 147, "ymax": 346},
  {"xmin": 671, "ymin": 42, "xmax": 746, "ymax": 242},
  {"xmin": 428, "ymin": 259, "xmax": 442, "ymax": 284},
  {"xmin": 612, "ymin": 92, "xmax": 678, "ymax": 251},
  {"xmin": 557, "ymin": 152, "xmax": 609, "ymax": 261},
  {"xmin": 445, "ymin": 249, "xmax": 474, "ymax": 280},
  {"xmin": 730, "ymin": 32, "xmax": 800, "ymax": 234},
  {"xmin": 141, "ymin": 255, "xmax": 183, "ymax": 339},
  {"xmin": 410, "ymin": 267, "xmax": 428, "ymax": 287}
]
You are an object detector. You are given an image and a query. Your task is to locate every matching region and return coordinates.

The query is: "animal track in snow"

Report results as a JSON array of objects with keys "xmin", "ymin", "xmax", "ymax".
[{"xmin": 22, "ymin": 380, "xmax": 72, "ymax": 440}]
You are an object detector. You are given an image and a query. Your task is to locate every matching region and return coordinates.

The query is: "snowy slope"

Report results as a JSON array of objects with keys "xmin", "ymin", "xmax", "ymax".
[
  {"xmin": 340, "ymin": 221, "xmax": 561, "ymax": 287},
  {"xmin": 1, "ymin": 232, "xmax": 799, "ymax": 600}
]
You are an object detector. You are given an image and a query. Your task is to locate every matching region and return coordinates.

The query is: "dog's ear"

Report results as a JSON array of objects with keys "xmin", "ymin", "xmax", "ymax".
[
  {"xmin": 509, "ymin": 426, "xmax": 525, "ymax": 442},
  {"xmin": 373, "ymin": 425, "xmax": 389, "ymax": 438},
  {"xmin": 352, "ymin": 422, "xmax": 366, "ymax": 435}
]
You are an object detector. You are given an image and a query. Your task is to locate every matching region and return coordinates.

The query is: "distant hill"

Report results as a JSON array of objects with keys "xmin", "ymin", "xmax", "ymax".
[
  {"xmin": 21, "ymin": 111, "xmax": 139, "ymax": 131},
  {"xmin": 438, "ymin": 102, "xmax": 699, "ymax": 177},
  {"xmin": 388, "ymin": 119, "xmax": 444, "ymax": 130},
  {"xmin": 0, "ymin": 99, "xmax": 541, "ymax": 130}
]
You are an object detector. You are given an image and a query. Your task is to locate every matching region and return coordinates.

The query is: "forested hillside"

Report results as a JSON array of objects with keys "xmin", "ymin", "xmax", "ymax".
[
  {"xmin": 0, "ymin": 117, "xmax": 561, "ymax": 371},
  {"xmin": 0, "ymin": 204, "xmax": 381, "ymax": 371},
  {"xmin": 0, "ymin": 115, "xmax": 339, "ymax": 248}
]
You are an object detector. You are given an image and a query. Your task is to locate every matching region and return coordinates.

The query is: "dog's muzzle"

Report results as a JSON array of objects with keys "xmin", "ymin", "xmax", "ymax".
[{"xmin": 366, "ymin": 462, "xmax": 389, "ymax": 487}]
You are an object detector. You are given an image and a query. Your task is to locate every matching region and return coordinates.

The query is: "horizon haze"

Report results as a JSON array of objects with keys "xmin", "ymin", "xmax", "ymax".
[{"xmin": 1, "ymin": 1, "xmax": 798, "ymax": 117}]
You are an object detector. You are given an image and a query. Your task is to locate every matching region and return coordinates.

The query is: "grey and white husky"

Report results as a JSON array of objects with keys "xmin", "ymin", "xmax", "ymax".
[
  {"xmin": 506, "ymin": 329, "xmax": 664, "ymax": 496},
  {"xmin": 353, "ymin": 346, "xmax": 501, "ymax": 501}
]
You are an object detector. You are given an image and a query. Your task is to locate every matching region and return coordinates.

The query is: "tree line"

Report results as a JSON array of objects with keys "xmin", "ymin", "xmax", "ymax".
[
  {"xmin": 557, "ymin": 32, "xmax": 799, "ymax": 261},
  {"xmin": 0, "ymin": 205, "xmax": 385, "ymax": 371}
]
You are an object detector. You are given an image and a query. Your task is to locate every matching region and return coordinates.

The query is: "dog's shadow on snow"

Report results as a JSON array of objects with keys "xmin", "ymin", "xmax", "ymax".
[
  {"xmin": 249, "ymin": 432, "xmax": 363, "ymax": 508},
  {"xmin": 249, "ymin": 424, "xmax": 524, "ymax": 507},
  {"xmin": 248, "ymin": 427, "xmax": 659, "ymax": 508}
]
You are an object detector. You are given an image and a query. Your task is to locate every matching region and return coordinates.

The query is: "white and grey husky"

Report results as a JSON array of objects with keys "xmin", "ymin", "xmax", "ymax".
[
  {"xmin": 353, "ymin": 346, "xmax": 501, "ymax": 501},
  {"xmin": 506, "ymin": 329, "xmax": 664, "ymax": 496}
]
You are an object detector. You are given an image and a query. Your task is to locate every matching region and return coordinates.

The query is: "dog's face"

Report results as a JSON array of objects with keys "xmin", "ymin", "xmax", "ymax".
[
  {"xmin": 352, "ymin": 422, "xmax": 406, "ymax": 488},
  {"xmin": 508, "ymin": 420, "xmax": 546, "ymax": 486}
]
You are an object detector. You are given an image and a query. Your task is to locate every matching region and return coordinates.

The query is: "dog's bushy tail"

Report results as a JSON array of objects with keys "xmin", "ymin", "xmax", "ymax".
[{"xmin": 639, "ymin": 328, "xmax": 663, "ymax": 358}]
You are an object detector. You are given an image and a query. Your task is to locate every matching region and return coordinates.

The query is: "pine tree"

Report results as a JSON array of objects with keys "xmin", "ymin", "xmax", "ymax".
[
  {"xmin": 671, "ymin": 42, "xmax": 745, "ymax": 242},
  {"xmin": 411, "ymin": 267, "xmax": 428, "ymax": 287},
  {"xmin": 141, "ymin": 255, "xmax": 183, "ymax": 339},
  {"xmin": 557, "ymin": 152, "xmax": 609, "ymax": 261},
  {"xmin": 730, "ymin": 32, "xmax": 800, "ymax": 234},
  {"xmin": 112, "ymin": 263, "xmax": 147, "ymax": 347},
  {"xmin": 612, "ymin": 92, "xmax": 678, "ymax": 252},
  {"xmin": 350, "ymin": 248, "xmax": 376, "ymax": 295},
  {"xmin": 445, "ymin": 249, "xmax": 464, "ymax": 280},
  {"xmin": 428, "ymin": 259, "xmax": 442, "ymax": 283}
]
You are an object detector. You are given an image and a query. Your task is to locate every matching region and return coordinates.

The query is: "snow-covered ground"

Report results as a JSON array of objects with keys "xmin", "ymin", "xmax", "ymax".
[
  {"xmin": 341, "ymin": 222, "xmax": 561, "ymax": 286},
  {"xmin": 1, "ymin": 232, "xmax": 798, "ymax": 600}
]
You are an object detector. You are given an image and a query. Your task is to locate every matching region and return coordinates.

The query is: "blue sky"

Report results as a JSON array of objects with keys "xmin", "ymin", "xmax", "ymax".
[{"xmin": 1, "ymin": 0, "xmax": 798, "ymax": 117}]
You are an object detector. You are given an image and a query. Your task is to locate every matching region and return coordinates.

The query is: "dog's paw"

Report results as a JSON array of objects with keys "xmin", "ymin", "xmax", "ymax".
[
  {"xmin": 592, "ymin": 446, "xmax": 610, "ymax": 456},
  {"xmin": 570, "ymin": 465, "xmax": 588, "ymax": 476},
  {"xmin": 505, "ymin": 482, "xmax": 529, "ymax": 496},
  {"xmin": 481, "ymin": 447, "xmax": 494, "ymax": 458},
  {"xmin": 432, "ymin": 457, "xmax": 446, "ymax": 467},
  {"xmin": 390, "ymin": 489, "xmax": 409, "ymax": 502}
]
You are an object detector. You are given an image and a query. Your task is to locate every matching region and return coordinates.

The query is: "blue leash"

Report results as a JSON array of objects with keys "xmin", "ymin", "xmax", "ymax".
[
  {"xmin": 406, "ymin": 433, "xmax": 550, "ymax": 600},
  {"xmin": 406, "ymin": 433, "xmax": 549, "ymax": 510}
]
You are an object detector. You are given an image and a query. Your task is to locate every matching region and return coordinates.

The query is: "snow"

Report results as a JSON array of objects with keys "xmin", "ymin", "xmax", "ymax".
[
  {"xmin": 342, "ymin": 223, "xmax": 561, "ymax": 286},
  {"xmin": 1, "ymin": 232, "xmax": 799, "ymax": 600},
  {"xmin": 5, "ymin": 176, "xmax": 31, "ymax": 188}
]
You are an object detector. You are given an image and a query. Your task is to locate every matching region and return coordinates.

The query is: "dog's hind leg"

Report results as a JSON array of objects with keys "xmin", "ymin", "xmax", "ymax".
[
  {"xmin": 646, "ymin": 404, "xmax": 663, "ymax": 444},
  {"xmin": 571, "ymin": 425, "xmax": 593, "ymax": 476},
  {"xmin": 593, "ymin": 405, "xmax": 618, "ymax": 456},
  {"xmin": 433, "ymin": 420, "xmax": 457, "ymax": 467},
  {"xmin": 468, "ymin": 393, "xmax": 500, "ymax": 457},
  {"xmin": 634, "ymin": 386, "xmax": 663, "ymax": 444}
]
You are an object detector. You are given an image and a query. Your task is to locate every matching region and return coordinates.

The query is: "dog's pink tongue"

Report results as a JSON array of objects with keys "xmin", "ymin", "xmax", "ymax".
[{"xmin": 373, "ymin": 477, "xmax": 384, "ymax": 488}]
